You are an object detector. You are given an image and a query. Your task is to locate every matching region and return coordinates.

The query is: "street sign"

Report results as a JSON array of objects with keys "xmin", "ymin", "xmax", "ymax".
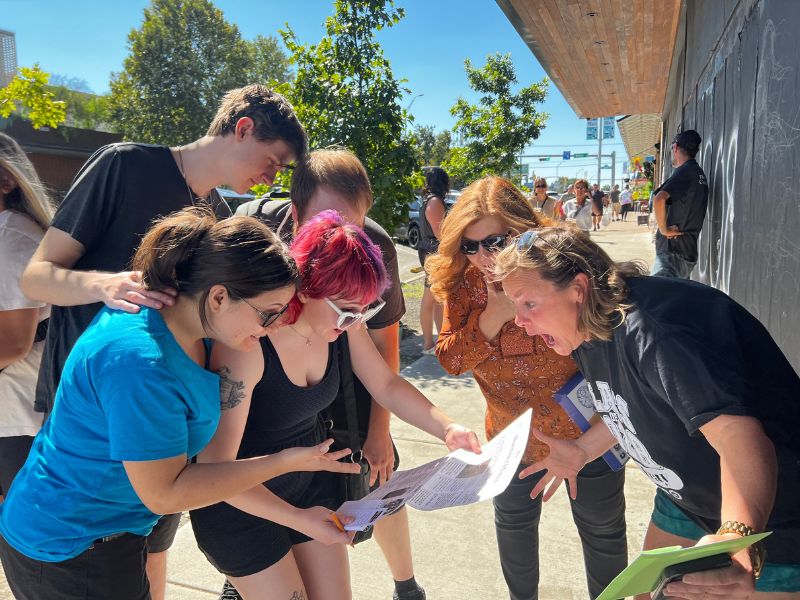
[
  {"xmin": 573, "ymin": 152, "xmax": 589, "ymax": 158},
  {"xmin": 622, "ymin": 161, "xmax": 628, "ymax": 173},
  {"xmin": 645, "ymin": 155, "xmax": 655, "ymax": 162},
  {"xmin": 538, "ymin": 157, "xmax": 550, "ymax": 162},
  {"xmin": 601, "ymin": 164, "xmax": 612, "ymax": 169},
  {"xmin": 562, "ymin": 151, "xmax": 571, "ymax": 160},
  {"xmin": 586, "ymin": 118, "xmax": 598, "ymax": 140},
  {"xmin": 602, "ymin": 117, "xmax": 615, "ymax": 140}
]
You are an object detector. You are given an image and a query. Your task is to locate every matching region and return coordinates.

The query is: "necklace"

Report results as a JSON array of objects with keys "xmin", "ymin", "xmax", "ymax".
[
  {"xmin": 288, "ymin": 325, "xmax": 313, "ymax": 346},
  {"xmin": 176, "ymin": 146, "xmax": 196, "ymax": 207}
]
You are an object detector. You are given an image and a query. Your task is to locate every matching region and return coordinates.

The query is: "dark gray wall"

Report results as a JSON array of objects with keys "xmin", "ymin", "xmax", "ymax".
[{"xmin": 661, "ymin": 0, "xmax": 800, "ymax": 371}]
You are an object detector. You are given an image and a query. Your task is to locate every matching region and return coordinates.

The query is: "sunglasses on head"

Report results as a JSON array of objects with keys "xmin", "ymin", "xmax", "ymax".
[
  {"xmin": 325, "ymin": 298, "xmax": 386, "ymax": 330},
  {"xmin": 241, "ymin": 297, "xmax": 290, "ymax": 328},
  {"xmin": 459, "ymin": 234, "xmax": 509, "ymax": 255}
]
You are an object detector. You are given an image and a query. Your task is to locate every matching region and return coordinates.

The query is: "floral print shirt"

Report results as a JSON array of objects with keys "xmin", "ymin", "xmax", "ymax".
[{"xmin": 436, "ymin": 267, "xmax": 583, "ymax": 464}]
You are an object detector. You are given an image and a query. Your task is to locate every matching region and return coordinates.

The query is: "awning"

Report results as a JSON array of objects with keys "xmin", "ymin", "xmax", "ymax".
[
  {"xmin": 617, "ymin": 113, "xmax": 662, "ymax": 161},
  {"xmin": 495, "ymin": 0, "xmax": 681, "ymax": 118}
]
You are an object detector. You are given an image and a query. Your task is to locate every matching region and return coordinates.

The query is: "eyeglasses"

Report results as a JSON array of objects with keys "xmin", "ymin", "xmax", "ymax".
[
  {"xmin": 459, "ymin": 234, "xmax": 509, "ymax": 255},
  {"xmin": 325, "ymin": 298, "xmax": 386, "ymax": 330},
  {"xmin": 241, "ymin": 297, "xmax": 290, "ymax": 328},
  {"xmin": 535, "ymin": 184, "xmax": 547, "ymax": 189}
]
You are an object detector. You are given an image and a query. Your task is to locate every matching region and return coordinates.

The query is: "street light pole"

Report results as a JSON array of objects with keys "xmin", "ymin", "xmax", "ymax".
[{"xmin": 406, "ymin": 93, "xmax": 424, "ymax": 111}]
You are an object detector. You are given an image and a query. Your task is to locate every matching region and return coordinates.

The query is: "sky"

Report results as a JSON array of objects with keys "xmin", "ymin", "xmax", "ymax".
[{"xmin": 2, "ymin": 0, "xmax": 629, "ymax": 185}]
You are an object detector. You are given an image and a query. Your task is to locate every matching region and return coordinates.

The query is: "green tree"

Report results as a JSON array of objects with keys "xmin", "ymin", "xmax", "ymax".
[
  {"xmin": 246, "ymin": 35, "xmax": 292, "ymax": 86},
  {"xmin": 280, "ymin": 0, "xmax": 418, "ymax": 230},
  {"xmin": 444, "ymin": 53, "xmax": 549, "ymax": 186},
  {"xmin": 0, "ymin": 65, "xmax": 66, "ymax": 129},
  {"xmin": 413, "ymin": 125, "xmax": 451, "ymax": 167},
  {"xmin": 108, "ymin": 0, "xmax": 250, "ymax": 145},
  {"xmin": 49, "ymin": 87, "xmax": 112, "ymax": 131}
]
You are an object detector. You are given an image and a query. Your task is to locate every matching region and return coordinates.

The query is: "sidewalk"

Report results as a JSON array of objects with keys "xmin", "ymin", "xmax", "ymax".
[{"xmin": 0, "ymin": 219, "xmax": 657, "ymax": 600}]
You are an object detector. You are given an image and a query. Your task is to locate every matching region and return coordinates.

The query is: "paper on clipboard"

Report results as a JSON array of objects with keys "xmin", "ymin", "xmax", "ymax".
[{"xmin": 596, "ymin": 532, "xmax": 772, "ymax": 600}]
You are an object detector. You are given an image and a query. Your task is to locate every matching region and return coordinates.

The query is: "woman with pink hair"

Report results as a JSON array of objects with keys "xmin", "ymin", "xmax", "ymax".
[{"xmin": 191, "ymin": 210, "xmax": 481, "ymax": 600}]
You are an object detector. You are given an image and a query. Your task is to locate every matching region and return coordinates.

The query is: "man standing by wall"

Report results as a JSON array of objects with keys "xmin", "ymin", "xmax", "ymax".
[{"xmin": 651, "ymin": 130, "xmax": 708, "ymax": 278}]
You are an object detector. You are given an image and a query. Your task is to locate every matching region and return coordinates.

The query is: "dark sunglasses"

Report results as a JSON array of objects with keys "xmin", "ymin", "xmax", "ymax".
[
  {"xmin": 460, "ymin": 234, "xmax": 509, "ymax": 255},
  {"xmin": 535, "ymin": 184, "xmax": 547, "ymax": 189},
  {"xmin": 241, "ymin": 297, "xmax": 290, "ymax": 328}
]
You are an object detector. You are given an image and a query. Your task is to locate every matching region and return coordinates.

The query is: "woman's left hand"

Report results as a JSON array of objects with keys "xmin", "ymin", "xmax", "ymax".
[
  {"xmin": 444, "ymin": 424, "xmax": 483, "ymax": 454},
  {"xmin": 663, "ymin": 534, "xmax": 756, "ymax": 599},
  {"xmin": 279, "ymin": 440, "xmax": 362, "ymax": 475}
]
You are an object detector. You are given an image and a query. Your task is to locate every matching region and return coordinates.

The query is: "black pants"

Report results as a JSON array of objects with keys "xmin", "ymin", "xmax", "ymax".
[
  {"xmin": 0, "ymin": 435, "xmax": 34, "ymax": 496},
  {"xmin": 0, "ymin": 532, "xmax": 150, "ymax": 600},
  {"xmin": 493, "ymin": 458, "xmax": 628, "ymax": 600}
]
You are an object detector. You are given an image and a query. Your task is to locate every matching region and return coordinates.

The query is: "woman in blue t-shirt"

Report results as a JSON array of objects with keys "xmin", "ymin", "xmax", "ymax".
[
  {"xmin": 0, "ymin": 207, "xmax": 361, "ymax": 600},
  {"xmin": 492, "ymin": 227, "xmax": 800, "ymax": 598}
]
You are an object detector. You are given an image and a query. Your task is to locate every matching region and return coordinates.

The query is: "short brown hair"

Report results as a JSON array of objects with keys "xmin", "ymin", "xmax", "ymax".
[
  {"xmin": 290, "ymin": 148, "xmax": 373, "ymax": 222},
  {"xmin": 574, "ymin": 179, "xmax": 589, "ymax": 190},
  {"xmin": 534, "ymin": 177, "xmax": 547, "ymax": 188},
  {"xmin": 206, "ymin": 84, "xmax": 308, "ymax": 161}
]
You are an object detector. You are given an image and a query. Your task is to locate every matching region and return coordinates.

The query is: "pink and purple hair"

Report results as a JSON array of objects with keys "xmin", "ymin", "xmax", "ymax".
[{"xmin": 285, "ymin": 210, "xmax": 390, "ymax": 323}]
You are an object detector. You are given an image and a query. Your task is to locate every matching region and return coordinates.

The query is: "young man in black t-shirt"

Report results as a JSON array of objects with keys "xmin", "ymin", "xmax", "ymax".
[
  {"xmin": 237, "ymin": 148, "xmax": 428, "ymax": 600},
  {"xmin": 20, "ymin": 84, "xmax": 307, "ymax": 600},
  {"xmin": 652, "ymin": 129, "xmax": 709, "ymax": 278}
]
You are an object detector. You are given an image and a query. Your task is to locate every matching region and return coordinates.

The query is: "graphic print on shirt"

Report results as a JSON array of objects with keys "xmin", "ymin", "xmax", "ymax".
[{"xmin": 589, "ymin": 380, "xmax": 685, "ymax": 499}]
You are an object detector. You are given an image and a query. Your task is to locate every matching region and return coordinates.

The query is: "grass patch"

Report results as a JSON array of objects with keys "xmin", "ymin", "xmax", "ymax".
[{"xmin": 402, "ymin": 280, "xmax": 425, "ymax": 302}]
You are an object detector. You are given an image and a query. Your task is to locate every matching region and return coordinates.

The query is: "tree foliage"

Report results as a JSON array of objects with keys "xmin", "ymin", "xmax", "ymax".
[
  {"xmin": 413, "ymin": 125, "xmax": 451, "ymax": 167},
  {"xmin": 444, "ymin": 53, "xmax": 549, "ymax": 186},
  {"xmin": 49, "ymin": 87, "xmax": 112, "ymax": 131},
  {"xmin": 108, "ymin": 0, "xmax": 252, "ymax": 145},
  {"xmin": 0, "ymin": 65, "xmax": 66, "ymax": 129},
  {"xmin": 280, "ymin": 0, "xmax": 418, "ymax": 231},
  {"xmin": 246, "ymin": 35, "xmax": 292, "ymax": 87}
]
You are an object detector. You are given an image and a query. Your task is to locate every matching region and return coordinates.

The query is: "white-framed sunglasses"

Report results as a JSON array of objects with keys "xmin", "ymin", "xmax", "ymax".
[{"xmin": 324, "ymin": 298, "xmax": 386, "ymax": 330}]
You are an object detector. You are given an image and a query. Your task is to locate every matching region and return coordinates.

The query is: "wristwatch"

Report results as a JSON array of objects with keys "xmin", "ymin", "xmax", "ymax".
[{"xmin": 716, "ymin": 520, "xmax": 766, "ymax": 579}]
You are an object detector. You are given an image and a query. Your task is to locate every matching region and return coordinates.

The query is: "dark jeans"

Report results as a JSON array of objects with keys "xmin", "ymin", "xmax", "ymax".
[
  {"xmin": 493, "ymin": 458, "xmax": 628, "ymax": 600},
  {"xmin": 0, "ymin": 532, "xmax": 150, "ymax": 600}
]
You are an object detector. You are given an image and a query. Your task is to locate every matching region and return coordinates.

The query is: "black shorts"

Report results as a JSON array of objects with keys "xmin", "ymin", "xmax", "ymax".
[
  {"xmin": 418, "ymin": 247, "xmax": 436, "ymax": 288},
  {"xmin": 189, "ymin": 470, "xmax": 342, "ymax": 577},
  {"xmin": 146, "ymin": 512, "xmax": 181, "ymax": 553},
  {"xmin": 0, "ymin": 435, "xmax": 34, "ymax": 496},
  {"xmin": 0, "ymin": 532, "xmax": 149, "ymax": 600}
]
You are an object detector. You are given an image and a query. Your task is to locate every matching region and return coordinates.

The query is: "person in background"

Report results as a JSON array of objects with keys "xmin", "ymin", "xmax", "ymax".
[
  {"xmin": 651, "ymin": 130, "xmax": 708, "ymax": 279},
  {"xmin": 590, "ymin": 183, "xmax": 605, "ymax": 231},
  {"xmin": 619, "ymin": 185, "xmax": 633, "ymax": 221},
  {"xmin": 495, "ymin": 227, "xmax": 800, "ymax": 599},
  {"xmin": 20, "ymin": 83, "xmax": 307, "ymax": 600},
  {"xmin": 530, "ymin": 177, "xmax": 558, "ymax": 220},
  {"xmin": 0, "ymin": 207, "xmax": 361, "ymax": 600},
  {"xmin": 190, "ymin": 211, "xmax": 481, "ymax": 600},
  {"xmin": 428, "ymin": 176, "xmax": 628, "ymax": 600},
  {"xmin": 0, "ymin": 133, "xmax": 53, "ymax": 501},
  {"xmin": 236, "ymin": 148, "xmax": 426, "ymax": 600},
  {"xmin": 569, "ymin": 179, "xmax": 593, "ymax": 232},
  {"xmin": 609, "ymin": 184, "xmax": 621, "ymax": 221},
  {"xmin": 418, "ymin": 166, "xmax": 448, "ymax": 355},
  {"xmin": 556, "ymin": 184, "xmax": 575, "ymax": 221}
]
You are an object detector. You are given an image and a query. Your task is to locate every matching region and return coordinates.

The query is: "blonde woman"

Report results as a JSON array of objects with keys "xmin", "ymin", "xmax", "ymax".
[
  {"xmin": 0, "ymin": 132, "xmax": 53, "ymax": 500},
  {"xmin": 427, "ymin": 176, "xmax": 627, "ymax": 600}
]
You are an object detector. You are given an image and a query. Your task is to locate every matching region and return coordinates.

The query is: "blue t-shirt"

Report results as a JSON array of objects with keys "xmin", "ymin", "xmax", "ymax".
[{"xmin": 0, "ymin": 307, "xmax": 220, "ymax": 561}]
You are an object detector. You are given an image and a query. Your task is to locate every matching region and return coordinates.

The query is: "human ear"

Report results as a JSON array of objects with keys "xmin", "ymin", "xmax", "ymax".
[
  {"xmin": 571, "ymin": 272, "xmax": 590, "ymax": 304},
  {"xmin": 235, "ymin": 117, "xmax": 255, "ymax": 140},
  {"xmin": 207, "ymin": 284, "xmax": 230, "ymax": 313}
]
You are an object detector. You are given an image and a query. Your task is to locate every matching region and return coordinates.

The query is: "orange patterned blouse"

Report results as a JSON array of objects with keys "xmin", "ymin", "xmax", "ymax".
[{"xmin": 436, "ymin": 267, "xmax": 583, "ymax": 464}]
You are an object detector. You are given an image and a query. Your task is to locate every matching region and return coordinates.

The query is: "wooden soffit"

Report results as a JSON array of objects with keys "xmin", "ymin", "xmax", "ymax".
[
  {"xmin": 496, "ymin": 0, "xmax": 681, "ymax": 118},
  {"xmin": 617, "ymin": 113, "xmax": 662, "ymax": 160}
]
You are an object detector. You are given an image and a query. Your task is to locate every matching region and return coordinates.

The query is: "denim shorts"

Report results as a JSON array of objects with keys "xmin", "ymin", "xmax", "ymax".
[{"xmin": 651, "ymin": 488, "xmax": 800, "ymax": 592}]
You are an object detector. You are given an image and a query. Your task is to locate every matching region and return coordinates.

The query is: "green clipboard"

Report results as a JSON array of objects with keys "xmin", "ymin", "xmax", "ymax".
[{"xmin": 596, "ymin": 532, "xmax": 771, "ymax": 600}]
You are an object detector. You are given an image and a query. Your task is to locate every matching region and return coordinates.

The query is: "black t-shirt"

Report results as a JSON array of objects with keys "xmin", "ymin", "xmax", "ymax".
[
  {"xmin": 35, "ymin": 143, "xmax": 227, "ymax": 413},
  {"xmin": 654, "ymin": 159, "xmax": 709, "ymax": 261},
  {"xmin": 573, "ymin": 276, "xmax": 800, "ymax": 563},
  {"xmin": 591, "ymin": 190, "xmax": 605, "ymax": 211},
  {"xmin": 237, "ymin": 198, "xmax": 406, "ymax": 437}
]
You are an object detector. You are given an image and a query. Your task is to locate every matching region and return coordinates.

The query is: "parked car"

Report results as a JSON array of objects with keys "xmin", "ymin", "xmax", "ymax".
[{"xmin": 394, "ymin": 190, "xmax": 461, "ymax": 249}]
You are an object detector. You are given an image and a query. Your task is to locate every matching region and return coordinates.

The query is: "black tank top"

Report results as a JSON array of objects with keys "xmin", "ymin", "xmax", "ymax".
[
  {"xmin": 418, "ymin": 194, "xmax": 442, "ymax": 252},
  {"xmin": 238, "ymin": 335, "xmax": 340, "ymax": 458}
]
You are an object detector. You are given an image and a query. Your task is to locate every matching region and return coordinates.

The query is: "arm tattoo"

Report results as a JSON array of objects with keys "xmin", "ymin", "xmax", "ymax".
[
  {"xmin": 290, "ymin": 593, "xmax": 306, "ymax": 600},
  {"xmin": 217, "ymin": 366, "xmax": 245, "ymax": 410}
]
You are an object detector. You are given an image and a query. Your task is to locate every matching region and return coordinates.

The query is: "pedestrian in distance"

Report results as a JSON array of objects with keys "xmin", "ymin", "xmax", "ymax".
[
  {"xmin": 236, "ymin": 148, "xmax": 427, "ymax": 600},
  {"xmin": 0, "ymin": 132, "xmax": 53, "ymax": 501},
  {"xmin": 495, "ymin": 226, "xmax": 800, "ymax": 599},
  {"xmin": 590, "ymin": 183, "xmax": 605, "ymax": 231},
  {"xmin": 418, "ymin": 166, "xmax": 448, "ymax": 355},
  {"xmin": 530, "ymin": 177, "xmax": 558, "ymax": 221},
  {"xmin": 610, "ymin": 184, "xmax": 621, "ymax": 221},
  {"xmin": 568, "ymin": 179, "xmax": 593, "ymax": 232},
  {"xmin": 619, "ymin": 184, "xmax": 633, "ymax": 221},
  {"xmin": 190, "ymin": 210, "xmax": 482, "ymax": 600},
  {"xmin": 427, "ymin": 176, "xmax": 628, "ymax": 600},
  {"xmin": 19, "ymin": 83, "xmax": 308, "ymax": 600},
  {"xmin": 0, "ymin": 207, "xmax": 363, "ymax": 600}
]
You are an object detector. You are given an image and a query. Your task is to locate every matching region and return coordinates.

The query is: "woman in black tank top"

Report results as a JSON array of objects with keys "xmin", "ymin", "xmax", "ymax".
[{"xmin": 191, "ymin": 211, "xmax": 482, "ymax": 600}]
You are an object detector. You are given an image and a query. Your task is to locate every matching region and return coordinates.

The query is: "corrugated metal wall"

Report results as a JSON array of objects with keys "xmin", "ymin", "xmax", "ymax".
[{"xmin": 661, "ymin": 0, "xmax": 800, "ymax": 370}]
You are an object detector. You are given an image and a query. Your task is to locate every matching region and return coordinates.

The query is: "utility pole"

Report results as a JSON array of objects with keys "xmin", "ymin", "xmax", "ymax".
[
  {"xmin": 597, "ymin": 124, "xmax": 603, "ymax": 186},
  {"xmin": 611, "ymin": 150, "xmax": 616, "ymax": 188}
]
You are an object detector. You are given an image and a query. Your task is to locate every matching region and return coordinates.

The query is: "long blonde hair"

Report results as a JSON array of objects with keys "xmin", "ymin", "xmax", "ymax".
[
  {"xmin": 427, "ymin": 176, "xmax": 548, "ymax": 303},
  {"xmin": 0, "ymin": 132, "xmax": 53, "ymax": 230},
  {"xmin": 493, "ymin": 227, "xmax": 647, "ymax": 341}
]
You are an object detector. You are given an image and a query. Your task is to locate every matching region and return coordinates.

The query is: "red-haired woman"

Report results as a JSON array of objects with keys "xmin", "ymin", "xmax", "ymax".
[{"xmin": 190, "ymin": 210, "xmax": 481, "ymax": 600}]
